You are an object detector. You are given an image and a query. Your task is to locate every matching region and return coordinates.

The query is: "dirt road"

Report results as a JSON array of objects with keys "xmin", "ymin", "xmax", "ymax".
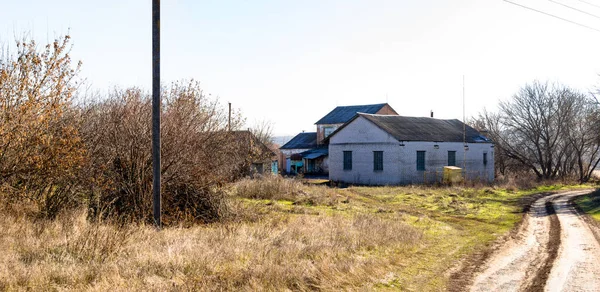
[{"xmin": 469, "ymin": 190, "xmax": 600, "ymax": 292}]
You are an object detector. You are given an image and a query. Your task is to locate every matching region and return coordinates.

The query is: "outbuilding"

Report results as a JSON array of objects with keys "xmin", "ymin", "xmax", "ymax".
[{"xmin": 327, "ymin": 113, "xmax": 494, "ymax": 185}]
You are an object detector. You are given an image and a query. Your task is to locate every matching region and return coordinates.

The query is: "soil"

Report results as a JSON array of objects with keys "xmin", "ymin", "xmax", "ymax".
[{"xmin": 452, "ymin": 190, "xmax": 600, "ymax": 292}]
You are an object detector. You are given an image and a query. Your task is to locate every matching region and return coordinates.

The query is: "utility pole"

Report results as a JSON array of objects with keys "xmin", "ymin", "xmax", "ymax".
[{"xmin": 152, "ymin": 0, "xmax": 161, "ymax": 229}]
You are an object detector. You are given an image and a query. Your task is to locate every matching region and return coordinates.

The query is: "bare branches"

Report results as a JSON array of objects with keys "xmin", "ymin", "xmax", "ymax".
[{"xmin": 480, "ymin": 81, "xmax": 600, "ymax": 182}]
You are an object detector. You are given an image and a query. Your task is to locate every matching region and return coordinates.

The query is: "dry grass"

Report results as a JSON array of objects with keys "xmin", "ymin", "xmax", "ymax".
[
  {"xmin": 0, "ymin": 206, "xmax": 421, "ymax": 291},
  {"xmin": 234, "ymin": 176, "xmax": 343, "ymax": 206},
  {"xmin": 1, "ymin": 176, "xmax": 592, "ymax": 291}
]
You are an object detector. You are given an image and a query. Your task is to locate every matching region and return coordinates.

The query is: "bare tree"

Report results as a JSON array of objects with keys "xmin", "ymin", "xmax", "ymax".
[
  {"xmin": 479, "ymin": 81, "xmax": 600, "ymax": 182},
  {"xmin": 0, "ymin": 35, "xmax": 85, "ymax": 217},
  {"xmin": 250, "ymin": 119, "xmax": 274, "ymax": 147}
]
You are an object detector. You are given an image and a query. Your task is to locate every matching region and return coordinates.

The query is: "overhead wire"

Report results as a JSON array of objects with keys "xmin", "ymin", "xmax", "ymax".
[
  {"xmin": 574, "ymin": 0, "xmax": 600, "ymax": 10},
  {"xmin": 503, "ymin": 0, "xmax": 600, "ymax": 33},
  {"xmin": 548, "ymin": 0, "xmax": 600, "ymax": 20}
]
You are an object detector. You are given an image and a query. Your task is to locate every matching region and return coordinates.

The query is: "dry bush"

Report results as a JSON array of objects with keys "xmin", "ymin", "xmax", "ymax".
[
  {"xmin": 234, "ymin": 175, "xmax": 303, "ymax": 200},
  {"xmin": 79, "ymin": 81, "xmax": 249, "ymax": 224},
  {"xmin": 0, "ymin": 210, "xmax": 422, "ymax": 291},
  {"xmin": 234, "ymin": 176, "xmax": 342, "ymax": 206},
  {"xmin": 0, "ymin": 36, "xmax": 85, "ymax": 218}
]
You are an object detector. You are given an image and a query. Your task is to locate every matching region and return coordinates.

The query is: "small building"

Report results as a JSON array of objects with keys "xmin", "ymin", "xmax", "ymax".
[
  {"xmin": 229, "ymin": 130, "xmax": 276, "ymax": 177},
  {"xmin": 279, "ymin": 132, "xmax": 317, "ymax": 174},
  {"xmin": 327, "ymin": 113, "xmax": 494, "ymax": 185},
  {"xmin": 280, "ymin": 103, "xmax": 398, "ymax": 175}
]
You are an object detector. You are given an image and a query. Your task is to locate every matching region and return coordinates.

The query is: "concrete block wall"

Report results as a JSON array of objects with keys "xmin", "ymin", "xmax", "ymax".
[{"xmin": 328, "ymin": 116, "xmax": 494, "ymax": 185}]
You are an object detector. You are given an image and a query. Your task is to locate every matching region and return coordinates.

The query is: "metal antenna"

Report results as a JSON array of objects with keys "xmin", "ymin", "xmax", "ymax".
[
  {"xmin": 152, "ymin": 0, "xmax": 161, "ymax": 229},
  {"xmin": 463, "ymin": 75, "xmax": 467, "ymax": 173}
]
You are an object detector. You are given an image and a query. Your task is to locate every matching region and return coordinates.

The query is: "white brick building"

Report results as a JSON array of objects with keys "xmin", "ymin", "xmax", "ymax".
[{"xmin": 328, "ymin": 113, "xmax": 494, "ymax": 185}]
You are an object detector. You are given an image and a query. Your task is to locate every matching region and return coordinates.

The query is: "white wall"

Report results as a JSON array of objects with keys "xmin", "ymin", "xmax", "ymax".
[
  {"xmin": 329, "ymin": 117, "xmax": 403, "ymax": 185},
  {"xmin": 395, "ymin": 141, "xmax": 494, "ymax": 184},
  {"xmin": 329, "ymin": 116, "xmax": 494, "ymax": 185}
]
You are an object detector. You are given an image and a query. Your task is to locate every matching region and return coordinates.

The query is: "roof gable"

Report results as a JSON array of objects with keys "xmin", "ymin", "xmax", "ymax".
[
  {"xmin": 315, "ymin": 103, "xmax": 393, "ymax": 125},
  {"xmin": 280, "ymin": 132, "xmax": 317, "ymax": 149}
]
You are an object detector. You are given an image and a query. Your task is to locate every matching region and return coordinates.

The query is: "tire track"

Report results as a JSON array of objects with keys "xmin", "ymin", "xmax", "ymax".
[
  {"xmin": 468, "ymin": 190, "xmax": 599, "ymax": 292},
  {"xmin": 522, "ymin": 201, "xmax": 561, "ymax": 292},
  {"xmin": 470, "ymin": 194, "xmax": 554, "ymax": 292},
  {"xmin": 545, "ymin": 191, "xmax": 600, "ymax": 292}
]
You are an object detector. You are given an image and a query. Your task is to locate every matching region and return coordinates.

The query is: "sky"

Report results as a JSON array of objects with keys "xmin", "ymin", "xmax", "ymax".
[{"xmin": 2, "ymin": 0, "xmax": 600, "ymax": 137}]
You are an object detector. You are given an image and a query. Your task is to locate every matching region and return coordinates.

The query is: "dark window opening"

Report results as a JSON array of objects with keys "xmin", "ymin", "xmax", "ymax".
[
  {"xmin": 343, "ymin": 151, "xmax": 352, "ymax": 170},
  {"xmin": 483, "ymin": 153, "xmax": 488, "ymax": 166},
  {"xmin": 448, "ymin": 151, "xmax": 456, "ymax": 166},
  {"xmin": 417, "ymin": 151, "xmax": 426, "ymax": 171},
  {"xmin": 374, "ymin": 151, "xmax": 383, "ymax": 171}
]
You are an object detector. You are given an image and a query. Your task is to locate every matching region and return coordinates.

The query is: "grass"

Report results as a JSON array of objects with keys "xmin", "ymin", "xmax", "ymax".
[
  {"xmin": 0, "ymin": 177, "xmax": 594, "ymax": 291},
  {"xmin": 574, "ymin": 190, "xmax": 600, "ymax": 222}
]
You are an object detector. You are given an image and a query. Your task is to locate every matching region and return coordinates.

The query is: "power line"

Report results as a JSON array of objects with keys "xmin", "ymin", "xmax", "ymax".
[
  {"xmin": 549, "ymin": 0, "xmax": 600, "ymax": 20},
  {"xmin": 503, "ymin": 0, "xmax": 600, "ymax": 33},
  {"xmin": 574, "ymin": 0, "xmax": 600, "ymax": 10}
]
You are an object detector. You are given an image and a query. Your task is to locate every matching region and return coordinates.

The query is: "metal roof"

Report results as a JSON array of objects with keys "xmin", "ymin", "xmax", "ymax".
[
  {"xmin": 280, "ymin": 132, "xmax": 317, "ymax": 149},
  {"xmin": 300, "ymin": 147, "xmax": 329, "ymax": 159},
  {"xmin": 315, "ymin": 103, "xmax": 391, "ymax": 125},
  {"xmin": 353, "ymin": 113, "xmax": 492, "ymax": 143}
]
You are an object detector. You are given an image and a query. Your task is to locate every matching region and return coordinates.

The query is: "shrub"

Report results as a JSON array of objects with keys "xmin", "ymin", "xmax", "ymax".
[
  {"xmin": 79, "ymin": 81, "xmax": 248, "ymax": 224},
  {"xmin": 0, "ymin": 36, "xmax": 86, "ymax": 218}
]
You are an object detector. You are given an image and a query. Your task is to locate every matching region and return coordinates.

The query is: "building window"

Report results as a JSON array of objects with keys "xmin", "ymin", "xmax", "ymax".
[
  {"xmin": 448, "ymin": 151, "xmax": 456, "ymax": 166},
  {"xmin": 373, "ymin": 151, "xmax": 383, "ymax": 171},
  {"xmin": 483, "ymin": 152, "xmax": 488, "ymax": 166},
  {"xmin": 417, "ymin": 151, "xmax": 426, "ymax": 171},
  {"xmin": 324, "ymin": 127, "xmax": 335, "ymax": 138},
  {"xmin": 343, "ymin": 151, "xmax": 352, "ymax": 170}
]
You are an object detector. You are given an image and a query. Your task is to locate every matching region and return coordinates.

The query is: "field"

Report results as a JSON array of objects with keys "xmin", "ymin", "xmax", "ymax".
[{"xmin": 0, "ymin": 177, "xmax": 593, "ymax": 291}]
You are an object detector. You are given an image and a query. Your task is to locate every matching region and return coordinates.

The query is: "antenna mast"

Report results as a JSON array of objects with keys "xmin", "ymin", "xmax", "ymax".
[{"xmin": 463, "ymin": 75, "xmax": 467, "ymax": 173}]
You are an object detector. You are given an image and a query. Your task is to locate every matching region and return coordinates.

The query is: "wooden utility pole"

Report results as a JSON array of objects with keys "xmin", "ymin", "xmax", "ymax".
[
  {"xmin": 152, "ymin": 0, "xmax": 161, "ymax": 228},
  {"xmin": 228, "ymin": 102, "xmax": 232, "ymax": 131}
]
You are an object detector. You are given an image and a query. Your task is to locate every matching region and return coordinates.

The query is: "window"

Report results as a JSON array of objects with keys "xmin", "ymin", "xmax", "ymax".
[
  {"xmin": 343, "ymin": 151, "xmax": 352, "ymax": 170},
  {"xmin": 417, "ymin": 151, "xmax": 426, "ymax": 171},
  {"xmin": 483, "ymin": 153, "xmax": 488, "ymax": 166},
  {"xmin": 324, "ymin": 127, "xmax": 335, "ymax": 138},
  {"xmin": 373, "ymin": 151, "xmax": 383, "ymax": 171},
  {"xmin": 448, "ymin": 151, "xmax": 456, "ymax": 166}
]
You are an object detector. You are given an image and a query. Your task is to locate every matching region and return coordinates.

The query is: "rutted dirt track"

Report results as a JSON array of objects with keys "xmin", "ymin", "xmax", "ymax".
[{"xmin": 469, "ymin": 190, "xmax": 600, "ymax": 292}]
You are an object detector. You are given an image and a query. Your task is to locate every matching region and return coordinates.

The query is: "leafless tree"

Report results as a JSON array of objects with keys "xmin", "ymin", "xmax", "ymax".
[
  {"xmin": 478, "ymin": 81, "xmax": 600, "ymax": 182},
  {"xmin": 0, "ymin": 35, "xmax": 86, "ymax": 217},
  {"xmin": 250, "ymin": 119, "xmax": 274, "ymax": 147}
]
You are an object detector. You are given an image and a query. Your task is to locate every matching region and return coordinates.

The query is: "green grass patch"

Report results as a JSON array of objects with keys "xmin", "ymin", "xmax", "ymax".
[
  {"xmin": 234, "ymin": 178, "xmax": 596, "ymax": 291},
  {"xmin": 574, "ymin": 191, "xmax": 600, "ymax": 222}
]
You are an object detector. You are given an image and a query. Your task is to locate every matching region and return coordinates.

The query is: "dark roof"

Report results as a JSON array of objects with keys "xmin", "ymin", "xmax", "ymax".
[
  {"xmin": 315, "ymin": 103, "xmax": 392, "ymax": 125},
  {"xmin": 280, "ymin": 132, "xmax": 317, "ymax": 149},
  {"xmin": 300, "ymin": 147, "xmax": 329, "ymax": 159},
  {"xmin": 348, "ymin": 114, "xmax": 492, "ymax": 143}
]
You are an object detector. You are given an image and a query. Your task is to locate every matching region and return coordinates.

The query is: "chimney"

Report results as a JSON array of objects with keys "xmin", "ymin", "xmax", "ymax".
[{"xmin": 430, "ymin": 110, "xmax": 434, "ymax": 118}]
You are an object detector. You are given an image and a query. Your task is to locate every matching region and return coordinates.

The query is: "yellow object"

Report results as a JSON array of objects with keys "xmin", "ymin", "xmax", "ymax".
[{"xmin": 443, "ymin": 166, "xmax": 463, "ymax": 184}]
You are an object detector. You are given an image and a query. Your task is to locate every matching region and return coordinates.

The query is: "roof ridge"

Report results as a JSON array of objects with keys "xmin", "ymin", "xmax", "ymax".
[{"xmin": 359, "ymin": 113, "xmax": 461, "ymax": 121}]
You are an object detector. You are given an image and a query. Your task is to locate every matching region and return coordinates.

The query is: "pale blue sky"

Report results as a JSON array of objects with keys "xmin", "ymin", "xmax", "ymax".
[{"xmin": 3, "ymin": 0, "xmax": 600, "ymax": 136}]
